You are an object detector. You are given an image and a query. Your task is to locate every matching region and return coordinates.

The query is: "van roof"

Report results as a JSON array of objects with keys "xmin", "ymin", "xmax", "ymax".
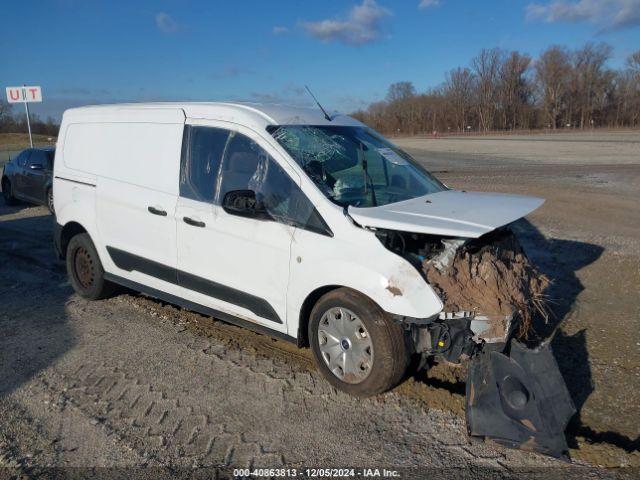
[{"xmin": 62, "ymin": 102, "xmax": 364, "ymax": 129}]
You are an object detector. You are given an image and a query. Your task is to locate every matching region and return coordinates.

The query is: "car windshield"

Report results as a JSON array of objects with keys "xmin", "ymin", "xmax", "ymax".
[{"xmin": 268, "ymin": 125, "xmax": 446, "ymax": 208}]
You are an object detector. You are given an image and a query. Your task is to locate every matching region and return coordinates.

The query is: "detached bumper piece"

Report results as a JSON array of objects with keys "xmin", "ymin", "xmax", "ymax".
[{"xmin": 466, "ymin": 339, "xmax": 576, "ymax": 458}]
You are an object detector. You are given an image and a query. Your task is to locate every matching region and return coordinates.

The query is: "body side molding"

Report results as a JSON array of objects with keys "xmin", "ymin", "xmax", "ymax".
[
  {"xmin": 106, "ymin": 246, "xmax": 283, "ymax": 324},
  {"xmin": 54, "ymin": 176, "xmax": 97, "ymax": 187},
  {"xmin": 104, "ymin": 273, "xmax": 294, "ymax": 343}
]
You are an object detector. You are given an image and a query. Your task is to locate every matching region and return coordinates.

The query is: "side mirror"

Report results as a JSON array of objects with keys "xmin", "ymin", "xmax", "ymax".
[
  {"xmin": 222, "ymin": 189, "xmax": 270, "ymax": 220},
  {"xmin": 29, "ymin": 163, "xmax": 44, "ymax": 170}
]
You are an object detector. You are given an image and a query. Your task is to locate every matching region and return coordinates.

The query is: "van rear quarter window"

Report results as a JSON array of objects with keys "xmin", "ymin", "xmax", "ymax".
[{"xmin": 63, "ymin": 122, "xmax": 183, "ymax": 194}]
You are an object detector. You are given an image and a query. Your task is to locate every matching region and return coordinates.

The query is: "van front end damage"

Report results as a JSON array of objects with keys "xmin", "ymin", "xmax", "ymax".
[
  {"xmin": 376, "ymin": 224, "xmax": 576, "ymax": 458},
  {"xmin": 404, "ymin": 312, "xmax": 576, "ymax": 458}
]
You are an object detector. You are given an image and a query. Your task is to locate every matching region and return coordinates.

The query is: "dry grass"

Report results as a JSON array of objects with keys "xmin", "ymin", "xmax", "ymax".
[{"xmin": 0, "ymin": 133, "xmax": 56, "ymax": 148}]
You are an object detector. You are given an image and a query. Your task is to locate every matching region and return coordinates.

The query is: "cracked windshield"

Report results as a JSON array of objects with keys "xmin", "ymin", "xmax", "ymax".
[{"xmin": 269, "ymin": 125, "xmax": 446, "ymax": 207}]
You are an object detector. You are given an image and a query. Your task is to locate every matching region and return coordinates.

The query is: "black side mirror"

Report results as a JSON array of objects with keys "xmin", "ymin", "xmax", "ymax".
[
  {"xmin": 29, "ymin": 163, "xmax": 44, "ymax": 170},
  {"xmin": 222, "ymin": 189, "xmax": 270, "ymax": 220}
]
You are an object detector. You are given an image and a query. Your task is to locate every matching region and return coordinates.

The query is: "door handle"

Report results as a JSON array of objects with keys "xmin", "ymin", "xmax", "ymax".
[
  {"xmin": 147, "ymin": 206, "xmax": 167, "ymax": 216},
  {"xmin": 183, "ymin": 216, "xmax": 205, "ymax": 227}
]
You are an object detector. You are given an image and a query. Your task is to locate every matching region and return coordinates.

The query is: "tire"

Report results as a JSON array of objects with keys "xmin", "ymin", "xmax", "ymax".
[
  {"xmin": 309, "ymin": 288, "xmax": 409, "ymax": 397},
  {"xmin": 66, "ymin": 233, "xmax": 116, "ymax": 300},
  {"xmin": 46, "ymin": 187, "xmax": 54, "ymax": 214},
  {"xmin": 2, "ymin": 178, "xmax": 18, "ymax": 206}
]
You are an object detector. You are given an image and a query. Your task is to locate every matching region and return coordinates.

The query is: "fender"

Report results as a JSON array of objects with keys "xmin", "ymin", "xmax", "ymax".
[{"xmin": 287, "ymin": 228, "xmax": 443, "ymax": 338}]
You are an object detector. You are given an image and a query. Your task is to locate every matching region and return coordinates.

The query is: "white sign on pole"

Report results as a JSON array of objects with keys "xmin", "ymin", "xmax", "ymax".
[
  {"xmin": 6, "ymin": 86, "xmax": 43, "ymax": 103},
  {"xmin": 5, "ymin": 85, "xmax": 43, "ymax": 148}
]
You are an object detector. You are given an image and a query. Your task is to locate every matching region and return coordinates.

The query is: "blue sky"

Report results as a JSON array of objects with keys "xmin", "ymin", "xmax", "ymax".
[{"xmin": 2, "ymin": 0, "xmax": 639, "ymax": 120}]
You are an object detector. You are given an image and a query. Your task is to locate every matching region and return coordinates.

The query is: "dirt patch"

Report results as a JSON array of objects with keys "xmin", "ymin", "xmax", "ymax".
[{"xmin": 423, "ymin": 229, "xmax": 550, "ymax": 338}]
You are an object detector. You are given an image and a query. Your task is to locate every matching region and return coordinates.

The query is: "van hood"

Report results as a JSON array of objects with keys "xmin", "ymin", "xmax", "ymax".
[{"xmin": 347, "ymin": 190, "xmax": 544, "ymax": 238}]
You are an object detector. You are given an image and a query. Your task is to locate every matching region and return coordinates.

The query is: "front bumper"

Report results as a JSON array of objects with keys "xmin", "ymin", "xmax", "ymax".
[
  {"xmin": 466, "ymin": 339, "xmax": 576, "ymax": 458},
  {"xmin": 401, "ymin": 313, "xmax": 575, "ymax": 458}
]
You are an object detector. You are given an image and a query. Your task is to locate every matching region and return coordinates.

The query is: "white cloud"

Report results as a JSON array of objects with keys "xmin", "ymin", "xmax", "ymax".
[
  {"xmin": 155, "ymin": 12, "xmax": 179, "ymax": 34},
  {"xmin": 272, "ymin": 26, "xmax": 289, "ymax": 35},
  {"xmin": 301, "ymin": 0, "xmax": 392, "ymax": 46},
  {"xmin": 526, "ymin": 0, "xmax": 640, "ymax": 31},
  {"xmin": 418, "ymin": 0, "xmax": 440, "ymax": 9}
]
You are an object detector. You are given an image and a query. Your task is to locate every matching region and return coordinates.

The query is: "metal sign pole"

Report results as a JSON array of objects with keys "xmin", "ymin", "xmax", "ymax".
[{"xmin": 22, "ymin": 85, "xmax": 33, "ymax": 148}]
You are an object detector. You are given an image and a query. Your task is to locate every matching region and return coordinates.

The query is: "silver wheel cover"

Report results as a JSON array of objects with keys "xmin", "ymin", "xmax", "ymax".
[{"xmin": 317, "ymin": 307, "xmax": 374, "ymax": 384}]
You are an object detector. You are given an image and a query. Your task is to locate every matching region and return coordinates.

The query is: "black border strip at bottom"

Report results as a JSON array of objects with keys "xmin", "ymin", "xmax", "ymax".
[{"xmin": 104, "ymin": 272, "xmax": 297, "ymax": 345}]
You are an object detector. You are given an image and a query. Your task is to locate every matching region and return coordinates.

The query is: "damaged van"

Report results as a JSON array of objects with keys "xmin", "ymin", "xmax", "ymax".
[{"xmin": 53, "ymin": 103, "xmax": 575, "ymax": 457}]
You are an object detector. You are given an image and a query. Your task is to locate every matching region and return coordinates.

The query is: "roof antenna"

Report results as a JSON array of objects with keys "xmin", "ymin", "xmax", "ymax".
[{"xmin": 305, "ymin": 85, "xmax": 332, "ymax": 122}]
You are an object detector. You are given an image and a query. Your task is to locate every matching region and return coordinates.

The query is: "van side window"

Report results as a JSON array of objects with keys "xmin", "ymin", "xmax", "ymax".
[
  {"xmin": 180, "ymin": 126, "xmax": 230, "ymax": 202},
  {"xmin": 218, "ymin": 132, "xmax": 332, "ymax": 236}
]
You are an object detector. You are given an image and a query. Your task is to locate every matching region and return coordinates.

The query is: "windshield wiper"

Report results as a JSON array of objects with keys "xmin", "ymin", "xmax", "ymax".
[{"xmin": 359, "ymin": 142, "xmax": 377, "ymax": 207}]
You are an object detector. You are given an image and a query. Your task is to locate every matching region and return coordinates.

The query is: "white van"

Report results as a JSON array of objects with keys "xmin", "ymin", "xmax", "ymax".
[{"xmin": 53, "ymin": 103, "xmax": 574, "ymax": 455}]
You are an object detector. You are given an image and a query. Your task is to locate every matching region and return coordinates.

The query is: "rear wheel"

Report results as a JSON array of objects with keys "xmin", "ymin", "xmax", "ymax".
[
  {"xmin": 46, "ymin": 187, "xmax": 54, "ymax": 214},
  {"xmin": 309, "ymin": 288, "xmax": 409, "ymax": 397},
  {"xmin": 2, "ymin": 178, "xmax": 18, "ymax": 206},
  {"xmin": 66, "ymin": 233, "xmax": 116, "ymax": 300}
]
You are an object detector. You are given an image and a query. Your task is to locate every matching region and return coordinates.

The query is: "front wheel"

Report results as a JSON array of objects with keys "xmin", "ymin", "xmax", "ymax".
[{"xmin": 309, "ymin": 288, "xmax": 409, "ymax": 397}]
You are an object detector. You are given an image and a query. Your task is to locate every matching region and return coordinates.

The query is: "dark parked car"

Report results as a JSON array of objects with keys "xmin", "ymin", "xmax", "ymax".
[{"xmin": 2, "ymin": 147, "xmax": 55, "ymax": 213}]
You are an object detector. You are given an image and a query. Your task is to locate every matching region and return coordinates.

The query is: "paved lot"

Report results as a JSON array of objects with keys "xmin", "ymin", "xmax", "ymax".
[{"xmin": 1, "ymin": 131, "xmax": 639, "ymax": 476}]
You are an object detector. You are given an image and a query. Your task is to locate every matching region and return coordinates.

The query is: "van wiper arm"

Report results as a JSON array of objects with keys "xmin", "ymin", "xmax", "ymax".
[{"xmin": 359, "ymin": 142, "xmax": 377, "ymax": 207}]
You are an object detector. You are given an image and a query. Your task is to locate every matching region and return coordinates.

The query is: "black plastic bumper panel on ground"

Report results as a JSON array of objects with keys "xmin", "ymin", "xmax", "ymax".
[{"xmin": 466, "ymin": 339, "xmax": 576, "ymax": 458}]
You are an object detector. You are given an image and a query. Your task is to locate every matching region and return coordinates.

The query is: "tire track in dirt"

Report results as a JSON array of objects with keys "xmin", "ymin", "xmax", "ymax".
[
  {"xmin": 47, "ymin": 293, "xmax": 547, "ymax": 471},
  {"xmin": 39, "ymin": 363, "xmax": 286, "ymax": 468}
]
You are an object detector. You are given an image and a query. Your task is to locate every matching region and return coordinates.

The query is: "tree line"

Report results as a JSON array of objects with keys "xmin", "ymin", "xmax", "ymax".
[
  {"xmin": 0, "ymin": 102, "xmax": 59, "ymax": 137},
  {"xmin": 352, "ymin": 43, "xmax": 640, "ymax": 135}
]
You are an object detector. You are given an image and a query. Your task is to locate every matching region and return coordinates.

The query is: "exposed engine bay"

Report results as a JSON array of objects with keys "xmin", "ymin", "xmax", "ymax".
[
  {"xmin": 375, "ymin": 225, "xmax": 576, "ymax": 458},
  {"xmin": 376, "ymin": 226, "xmax": 548, "ymax": 350}
]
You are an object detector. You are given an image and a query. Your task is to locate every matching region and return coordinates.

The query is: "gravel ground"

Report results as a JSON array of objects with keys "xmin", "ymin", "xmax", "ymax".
[
  {"xmin": 1, "ymin": 131, "xmax": 639, "ymax": 478},
  {"xmin": 396, "ymin": 132, "xmax": 640, "ymax": 467}
]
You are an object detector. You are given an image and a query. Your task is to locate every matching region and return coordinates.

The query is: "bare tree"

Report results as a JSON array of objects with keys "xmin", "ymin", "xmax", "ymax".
[
  {"xmin": 499, "ymin": 51, "xmax": 532, "ymax": 130},
  {"xmin": 443, "ymin": 68, "xmax": 475, "ymax": 132},
  {"xmin": 352, "ymin": 43, "xmax": 639, "ymax": 134},
  {"xmin": 535, "ymin": 46, "xmax": 571, "ymax": 129},
  {"xmin": 626, "ymin": 50, "xmax": 640, "ymax": 72},
  {"xmin": 385, "ymin": 82, "xmax": 416, "ymax": 103},
  {"xmin": 619, "ymin": 50, "xmax": 640, "ymax": 126},
  {"xmin": 471, "ymin": 48, "xmax": 503, "ymax": 131},
  {"xmin": 0, "ymin": 100, "xmax": 13, "ymax": 121},
  {"xmin": 572, "ymin": 43, "xmax": 613, "ymax": 128}
]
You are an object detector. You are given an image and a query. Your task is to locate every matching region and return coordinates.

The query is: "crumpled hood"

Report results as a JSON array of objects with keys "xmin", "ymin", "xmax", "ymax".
[{"xmin": 347, "ymin": 190, "xmax": 544, "ymax": 238}]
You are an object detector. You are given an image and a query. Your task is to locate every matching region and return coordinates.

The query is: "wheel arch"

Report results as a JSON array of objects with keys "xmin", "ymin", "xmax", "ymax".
[
  {"xmin": 296, "ymin": 284, "xmax": 386, "ymax": 348},
  {"xmin": 297, "ymin": 285, "xmax": 342, "ymax": 347},
  {"xmin": 59, "ymin": 221, "xmax": 88, "ymax": 259}
]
